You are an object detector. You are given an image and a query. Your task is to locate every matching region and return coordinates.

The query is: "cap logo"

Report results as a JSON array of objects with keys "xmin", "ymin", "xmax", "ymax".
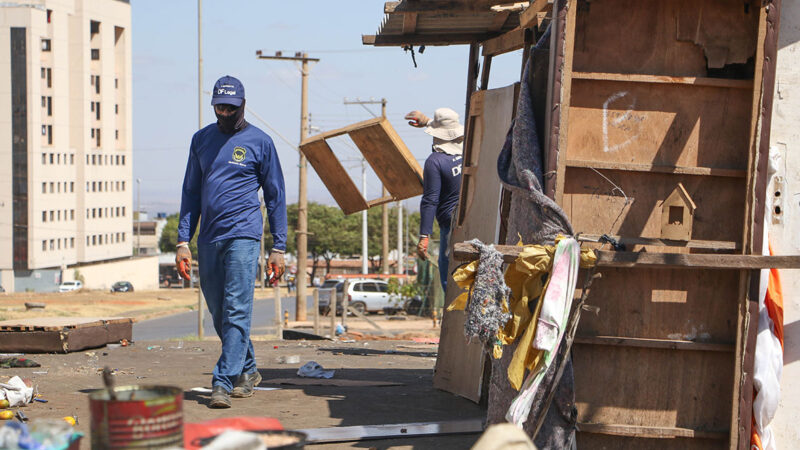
[
  {"xmin": 217, "ymin": 88, "xmax": 237, "ymax": 96},
  {"xmin": 232, "ymin": 146, "xmax": 246, "ymax": 162}
]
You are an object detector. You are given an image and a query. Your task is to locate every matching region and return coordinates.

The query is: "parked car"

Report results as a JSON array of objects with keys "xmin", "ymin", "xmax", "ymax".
[
  {"xmin": 58, "ymin": 281, "xmax": 82, "ymax": 292},
  {"xmin": 111, "ymin": 281, "xmax": 134, "ymax": 293},
  {"xmin": 317, "ymin": 279, "xmax": 343, "ymax": 315},
  {"xmin": 336, "ymin": 279, "xmax": 400, "ymax": 314}
]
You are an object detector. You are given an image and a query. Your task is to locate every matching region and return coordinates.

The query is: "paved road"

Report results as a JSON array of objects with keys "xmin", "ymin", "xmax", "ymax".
[{"xmin": 133, "ymin": 294, "xmax": 315, "ymax": 341}]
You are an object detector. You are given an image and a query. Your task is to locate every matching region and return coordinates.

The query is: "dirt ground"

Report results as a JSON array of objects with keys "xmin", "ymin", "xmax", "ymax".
[
  {"xmin": 0, "ymin": 289, "xmax": 202, "ymax": 322},
  {"xmin": 1, "ymin": 338, "xmax": 485, "ymax": 449}
]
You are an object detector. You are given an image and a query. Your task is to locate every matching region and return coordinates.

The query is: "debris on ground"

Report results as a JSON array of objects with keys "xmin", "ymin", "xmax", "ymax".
[
  {"xmin": 0, "ymin": 376, "xmax": 34, "ymax": 407},
  {"xmin": 0, "ymin": 358, "xmax": 40, "ymax": 369},
  {"xmin": 0, "ymin": 419, "xmax": 82, "ymax": 449},
  {"xmin": 297, "ymin": 361, "xmax": 334, "ymax": 379}
]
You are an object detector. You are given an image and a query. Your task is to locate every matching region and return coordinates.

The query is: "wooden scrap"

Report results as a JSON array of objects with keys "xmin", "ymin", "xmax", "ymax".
[{"xmin": 0, "ymin": 317, "xmax": 133, "ymax": 353}]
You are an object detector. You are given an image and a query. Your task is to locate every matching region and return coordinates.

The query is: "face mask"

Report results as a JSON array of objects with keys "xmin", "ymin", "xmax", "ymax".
[{"xmin": 215, "ymin": 99, "xmax": 248, "ymax": 134}]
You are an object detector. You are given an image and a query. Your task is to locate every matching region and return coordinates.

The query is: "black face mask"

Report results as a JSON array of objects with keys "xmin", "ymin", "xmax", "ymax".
[{"xmin": 215, "ymin": 99, "xmax": 248, "ymax": 134}]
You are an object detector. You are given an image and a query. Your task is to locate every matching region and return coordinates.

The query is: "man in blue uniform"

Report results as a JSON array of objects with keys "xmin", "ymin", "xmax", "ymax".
[
  {"xmin": 404, "ymin": 108, "xmax": 463, "ymax": 292},
  {"xmin": 176, "ymin": 76, "xmax": 287, "ymax": 408}
]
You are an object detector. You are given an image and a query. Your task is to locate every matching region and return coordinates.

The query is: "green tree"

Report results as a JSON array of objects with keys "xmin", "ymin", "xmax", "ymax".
[{"xmin": 159, "ymin": 213, "xmax": 198, "ymax": 259}]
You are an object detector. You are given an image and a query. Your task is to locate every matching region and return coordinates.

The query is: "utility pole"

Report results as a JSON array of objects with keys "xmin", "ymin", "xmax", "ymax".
[
  {"xmin": 196, "ymin": 0, "xmax": 204, "ymax": 339},
  {"xmin": 257, "ymin": 50, "xmax": 319, "ymax": 321},
  {"xmin": 135, "ymin": 178, "xmax": 141, "ymax": 255},
  {"xmin": 397, "ymin": 202, "xmax": 403, "ymax": 275},
  {"xmin": 361, "ymin": 159, "xmax": 368, "ymax": 274},
  {"xmin": 343, "ymin": 98, "xmax": 390, "ymax": 275}
]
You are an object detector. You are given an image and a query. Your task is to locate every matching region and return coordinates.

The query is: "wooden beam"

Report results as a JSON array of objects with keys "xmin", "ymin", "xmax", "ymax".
[
  {"xmin": 574, "ymin": 336, "xmax": 735, "ymax": 353},
  {"xmin": 402, "ymin": 12, "xmax": 418, "ymax": 34},
  {"xmin": 452, "ymin": 241, "xmax": 800, "ymax": 269},
  {"xmin": 301, "ymin": 117, "xmax": 383, "ymax": 145},
  {"xmin": 363, "ymin": 33, "xmax": 499, "ymax": 46},
  {"xmin": 366, "ymin": 195, "xmax": 396, "ymax": 208},
  {"xmin": 488, "ymin": 11, "xmax": 510, "ymax": 32},
  {"xmin": 577, "ymin": 234, "xmax": 740, "ymax": 251},
  {"xmin": 565, "ymin": 159, "xmax": 748, "ymax": 178},
  {"xmin": 572, "ymin": 71, "xmax": 752, "ymax": 89},
  {"xmin": 482, "ymin": 27, "xmax": 526, "ymax": 57},
  {"xmin": 385, "ymin": 0, "xmax": 498, "ymax": 14},
  {"xmin": 520, "ymin": 0, "xmax": 551, "ymax": 28},
  {"xmin": 577, "ymin": 423, "xmax": 728, "ymax": 440}
]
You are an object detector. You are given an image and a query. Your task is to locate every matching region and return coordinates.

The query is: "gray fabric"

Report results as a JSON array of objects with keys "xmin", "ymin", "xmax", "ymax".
[
  {"xmin": 487, "ymin": 20, "xmax": 577, "ymax": 449},
  {"xmin": 463, "ymin": 239, "xmax": 511, "ymax": 345}
]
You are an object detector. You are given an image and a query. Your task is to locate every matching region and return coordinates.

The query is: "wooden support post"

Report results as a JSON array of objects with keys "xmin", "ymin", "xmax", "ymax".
[
  {"xmin": 313, "ymin": 288, "xmax": 320, "ymax": 336},
  {"xmin": 329, "ymin": 288, "xmax": 337, "ymax": 338},
  {"xmin": 273, "ymin": 285, "xmax": 282, "ymax": 340},
  {"xmin": 341, "ymin": 280, "xmax": 350, "ymax": 330}
]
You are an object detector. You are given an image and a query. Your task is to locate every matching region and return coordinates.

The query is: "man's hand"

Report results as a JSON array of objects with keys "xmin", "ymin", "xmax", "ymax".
[
  {"xmin": 417, "ymin": 236, "xmax": 429, "ymax": 261},
  {"xmin": 175, "ymin": 244, "xmax": 192, "ymax": 280},
  {"xmin": 267, "ymin": 251, "xmax": 286, "ymax": 285},
  {"xmin": 404, "ymin": 110, "xmax": 429, "ymax": 128}
]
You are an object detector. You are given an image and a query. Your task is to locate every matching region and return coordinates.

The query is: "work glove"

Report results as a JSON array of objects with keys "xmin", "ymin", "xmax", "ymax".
[
  {"xmin": 267, "ymin": 250, "xmax": 286, "ymax": 286},
  {"xmin": 175, "ymin": 244, "xmax": 192, "ymax": 281},
  {"xmin": 417, "ymin": 236, "xmax": 429, "ymax": 261},
  {"xmin": 405, "ymin": 110, "xmax": 430, "ymax": 128}
]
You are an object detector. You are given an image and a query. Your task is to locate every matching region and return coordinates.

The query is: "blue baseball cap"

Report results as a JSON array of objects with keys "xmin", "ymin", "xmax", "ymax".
[{"xmin": 211, "ymin": 75, "xmax": 244, "ymax": 107}]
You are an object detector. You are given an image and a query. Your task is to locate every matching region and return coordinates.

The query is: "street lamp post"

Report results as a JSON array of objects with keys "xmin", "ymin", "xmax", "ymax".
[{"xmin": 136, "ymin": 177, "xmax": 141, "ymax": 255}]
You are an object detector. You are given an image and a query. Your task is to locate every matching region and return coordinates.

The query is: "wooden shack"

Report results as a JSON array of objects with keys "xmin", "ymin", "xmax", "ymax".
[{"xmin": 366, "ymin": 1, "xmax": 786, "ymax": 448}]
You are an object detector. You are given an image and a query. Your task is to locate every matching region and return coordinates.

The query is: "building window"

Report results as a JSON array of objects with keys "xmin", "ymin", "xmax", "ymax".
[
  {"xmin": 42, "ymin": 211, "xmax": 46, "ymax": 222},
  {"xmin": 42, "ymin": 153, "xmax": 46, "ymax": 164},
  {"xmin": 96, "ymin": 129, "xmax": 101, "ymax": 147},
  {"xmin": 98, "ymin": 208, "xmax": 102, "ymax": 218},
  {"xmin": 57, "ymin": 239, "xmax": 61, "ymax": 250},
  {"xmin": 70, "ymin": 182, "xmax": 74, "ymax": 192},
  {"xmin": 41, "ymin": 67, "xmax": 45, "ymax": 79},
  {"xmin": 95, "ymin": 102, "xmax": 100, "ymax": 120},
  {"xmin": 121, "ymin": 181, "xmax": 125, "ymax": 191},
  {"xmin": 42, "ymin": 125, "xmax": 47, "ymax": 136},
  {"xmin": 115, "ymin": 78, "xmax": 119, "ymax": 89},
  {"xmin": 116, "ymin": 206, "xmax": 120, "ymax": 216},
  {"xmin": 122, "ymin": 207, "xmax": 126, "ymax": 216},
  {"xmin": 70, "ymin": 154, "xmax": 74, "ymax": 164},
  {"xmin": 92, "ymin": 182, "xmax": 96, "ymax": 192},
  {"xmin": 46, "ymin": 68, "xmax": 51, "ymax": 88},
  {"xmin": 92, "ymin": 235, "xmax": 96, "ymax": 245},
  {"xmin": 57, "ymin": 154, "xmax": 60, "ymax": 164},
  {"xmin": 42, "ymin": 240, "xmax": 46, "ymax": 251},
  {"xmin": 115, "ymin": 130, "xmax": 119, "ymax": 140},
  {"xmin": 70, "ymin": 237, "xmax": 74, "ymax": 248},
  {"xmin": 47, "ymin": 125, "xmax": 52, "ymax": 145},
  {"xmin": 70, "ymin": 210, "xmax": 74, "ymax": 220},
  {"xmin": 122, "ymin": 155, "xmax": 126, "ymax": 165},
  {"xmin": 92, "ymin": 208, "xmax": 96, "ymax": 218},
  {"xmin": 90, "ymin": 20, "xmax": 100, "ymax": 36},
  {"xmin": 104, "ymin": 181, "xmax": 108, "ymax": 191},
  {"xmin": 49, "ymin": 153, "xmax": 54, "ymax": 164},
  {"xmin": 91, "ymin": 154, "xmax": 96, "ymax": 165},
  {"xmin": 49, "ymin": 239, "xmax": 54, "ymax": 250},
  {"xmin": 95, "ymin": 76, "xmax": 100, "ymax": 94},
  {"xmin": 41, "ymin": 39, "xmax": 51, "ymax": 52},
  {"xmin": 49, "ymin": 182, "xmax": 54, "ymax": 193},
  {"xmin": 115, "ymin": 104, "xmax": 119, "ymax": 114},
  {"xmin": 49, "ymin": 211, "xmax": 54, "ymax": 221},
  {"xmin": 47, "ymin": 97, "xmax": 52, "ymax": 116},
  {"xmin": 57, "ymin": 210, "xmax": 60, "ymax": 221},
  {"xmin": 41, "ymin": 182, "xmax": 46, "ymax": 193},
  {"xmin": 47, "ymin": 9, "xmax": 52, "ymax": 23},
  {"xmin": 91, "ymin": 48, "xmax": 100, "ymax": 60},
  {"xmin": 41, "ymin": 96, "xmax": 46, "ymax": 107},
  {"xmin": 57, "ymin": 182, "xmax": 60, "ymax": 193},
  {"xmin": 122, "ymin": 232, "xmax": 126, "ymax": 242}
]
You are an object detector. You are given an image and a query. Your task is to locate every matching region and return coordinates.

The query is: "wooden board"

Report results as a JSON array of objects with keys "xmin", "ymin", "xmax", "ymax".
[
  {"xmin": 433, "ymin": 84, "xmax": 517, "ymax": 402},
  {"xmin": 0, "ymin": 319, "xmax": 132, "ymax": 353},
  {"xmin": 300, "ymin": 118, "xmax": 423, "ymax": 215},
  {"xmin": 0, "ymin": 317, "xmax": 133, "ymax": 331},
  {"xmin": 300, "ymin": 139, "xmax": 368, "ymax": 215}
]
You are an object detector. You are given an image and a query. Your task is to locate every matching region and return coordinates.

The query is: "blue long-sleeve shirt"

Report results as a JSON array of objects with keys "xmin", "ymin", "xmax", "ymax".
[
  {"xmin": 178, "ymin": 123, "xmax": 287, "ymax": 250},
  {"xmin": 419, "ymin": 152, "xmax": 462, "ymax": 236}
]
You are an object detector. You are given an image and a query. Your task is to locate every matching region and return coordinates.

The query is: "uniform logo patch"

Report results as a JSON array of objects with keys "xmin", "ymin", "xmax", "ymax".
[{"xmin": 232, "ymin": 146, "xmax": 246, "ymax": 162}]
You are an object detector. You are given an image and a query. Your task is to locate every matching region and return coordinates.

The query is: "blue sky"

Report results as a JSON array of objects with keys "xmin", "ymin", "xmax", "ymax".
[{"xmin": 132, "ymin": 0, "xmax": 523, "ymax": 214}]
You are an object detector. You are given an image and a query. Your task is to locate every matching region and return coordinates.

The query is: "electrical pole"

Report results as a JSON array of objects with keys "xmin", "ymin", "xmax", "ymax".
[
  {"xmin": 361, "ymin": 160, "xmax": 368, "ymax": 274},
  {"xmin": 196, "ymin": 0, "xmax": 204, "ymax": 339},
  {"xmin": 397, "ymin": 202, "xmax": 403, "ymax": 275},
  {"xmin": 342, "ymin": 98, "xmax": 390, "ymax": 275},
  {"xmin": 257, "ymin": 50, "xmax": 319, "ymax": 321}
]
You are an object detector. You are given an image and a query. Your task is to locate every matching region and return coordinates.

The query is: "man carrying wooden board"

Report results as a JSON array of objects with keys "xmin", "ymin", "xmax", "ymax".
[{"xmin": 405, "ymin": 108, "xmax": 464, "ymax": 291}]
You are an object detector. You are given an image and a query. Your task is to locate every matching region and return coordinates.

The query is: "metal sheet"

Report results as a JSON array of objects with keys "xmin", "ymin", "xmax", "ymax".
[{"xmin": 298, "ymin": 418, "xmax": 484, "ymax": 444}]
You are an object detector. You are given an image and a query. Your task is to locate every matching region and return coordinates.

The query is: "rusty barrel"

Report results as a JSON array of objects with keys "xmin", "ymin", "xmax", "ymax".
[{"xmin": 89, "ymin": 385, "xmax": 183, "ymax": 449}]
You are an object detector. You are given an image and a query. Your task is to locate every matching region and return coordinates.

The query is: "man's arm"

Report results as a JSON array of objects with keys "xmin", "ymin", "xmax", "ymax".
[
  {"xmin": 258, "ymin": 137, "xmax": 288, "ymax": 251},
  {"xmin": 178, "ymin": 135, "xmax": 202, "ymax": 244},
  {"xmin": 419, "ymin": 157, "xmax": 441, "ymax": 237}
]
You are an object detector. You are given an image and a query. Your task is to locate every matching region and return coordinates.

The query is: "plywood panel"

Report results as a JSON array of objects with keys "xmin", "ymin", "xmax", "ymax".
[
  {"xmin": 562, "ymin": 168, "xmax": 746, "ymax": 243},
  {"xmin": 348, "ymin": 119, "xmax": 424, "ymax": 199},
  {"xmin": 573, "ymin": 346, "xmax": 734, "ymax": 430},
  {"xmin": 567, "ymin": 80, "xmax": 752, "ymax": 170},
  {"xmin": 577, "ymin": 433, "xmax": 726, "ymax": 450},
  {"xmin": 577, "ymin": 268, "xmax": 738, "ymax": 342},
  {"xmin": 573, "ymin": 0, "xmax": 758, "ymax": 77},
  {"xmin": 434, "ymin": 84, "xmax": 516, "ymax": 402},
  {"xmin": 300, "ymin": 139, "xmax": 368, "ymax": 215}
]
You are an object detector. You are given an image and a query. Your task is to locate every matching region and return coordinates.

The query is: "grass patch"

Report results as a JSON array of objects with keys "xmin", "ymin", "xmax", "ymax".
[{"xmin": 171, "ymin": 334, "xmax": 204, "ymax": 342}]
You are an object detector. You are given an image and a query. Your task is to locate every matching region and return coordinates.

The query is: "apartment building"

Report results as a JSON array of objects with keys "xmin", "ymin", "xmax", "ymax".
[{"xmin": 0, "ymin": 0, "xmax": 132, "ymax": 291}]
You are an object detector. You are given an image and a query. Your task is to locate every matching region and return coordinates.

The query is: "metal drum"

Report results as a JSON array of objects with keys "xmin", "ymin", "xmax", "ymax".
[{"xmin": 89, "ymin": 385, "xmax": 183, "ymax": 449}]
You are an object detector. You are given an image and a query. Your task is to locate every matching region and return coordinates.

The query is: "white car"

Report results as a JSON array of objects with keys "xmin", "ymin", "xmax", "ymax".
[
  {"xmin": 58, "ymin": 280, "xmax": 82, "ymax": 292},
  {"xmin": 336, "ymin": 279, "xmax": 400, "ymax": 314}
]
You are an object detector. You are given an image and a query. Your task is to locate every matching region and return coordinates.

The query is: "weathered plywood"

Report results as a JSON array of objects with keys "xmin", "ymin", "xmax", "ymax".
[
  {"xmin": 347, "ymin": 119, "xmax": 424, "ymax": 199},
  {"xmin": 434, "ymin": 84, "xmax": 517, "ymax": 402},
  {"xmin": 566, "ymin": 80, "xmax": 752, "ymax": 171},
  {"xmin": 573, "ymin": 347, "xmax": 733, "ymax": 432},
  {"xmin": 301, "ymin": 118, "xmax": 422, "ymax": 215},
  {"xmin": 300, "ymin": 139, "xmax": 368, "ymax": 215},
  {"xmin": 561, "ymin": 168, "xmax": 746, "ymax": 243}
]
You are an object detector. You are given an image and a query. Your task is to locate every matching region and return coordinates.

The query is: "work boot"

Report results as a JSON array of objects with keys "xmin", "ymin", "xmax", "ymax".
[
  {"xmin": 231, "ymin": 371, "xmax": 262, "ymax": 398},
  {"xmin": 209, "ymin": 386, "xmax": 231, "ymax": 408}
]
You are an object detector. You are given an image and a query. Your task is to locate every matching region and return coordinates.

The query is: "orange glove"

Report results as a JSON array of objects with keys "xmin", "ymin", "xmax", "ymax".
[
  {"xmin": 175, "ymin": 244, "xmax": 192, "ymax": 281},
  {"xmin": 417, "ymin": 236, "xmax": 429, "ymax": 261},
  {"xmin": 404, "ymin": 110, "xmax": 430, "ymax": 128},
  {"xmin": 267, "ymin": 250, "xmax": 285, "ymax": 286}
]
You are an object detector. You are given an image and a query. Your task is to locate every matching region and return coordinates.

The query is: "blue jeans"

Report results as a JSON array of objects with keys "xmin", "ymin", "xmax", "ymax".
[
  {"xmin": 198, "ymin": 238, "xmax": 260, "ymax": 391},
  {"xmin": 439, "ymin": 224, "xmax": 450, "ymax": 293}
]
